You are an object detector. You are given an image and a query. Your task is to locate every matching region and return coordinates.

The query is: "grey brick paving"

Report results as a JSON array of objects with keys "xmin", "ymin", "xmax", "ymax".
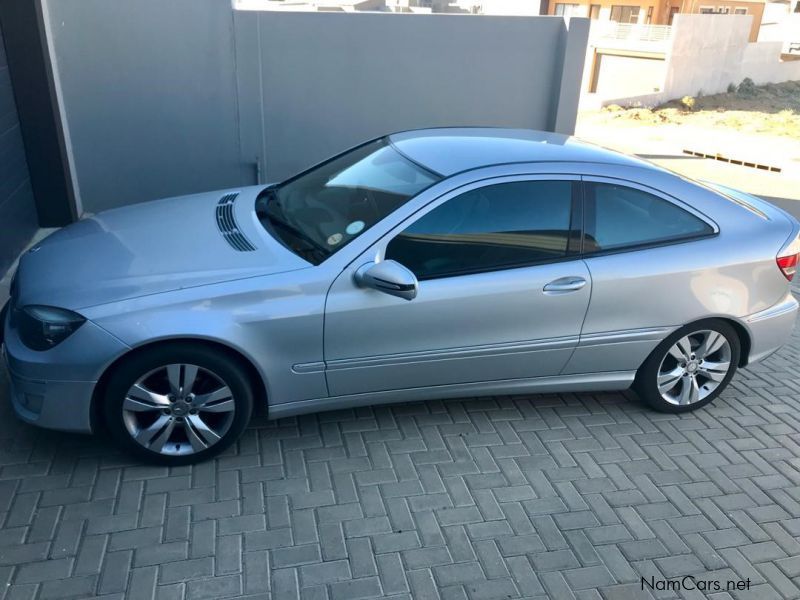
[{"xmin": 1, "ymin": 292, "xmax": 800, "ymax": 598}]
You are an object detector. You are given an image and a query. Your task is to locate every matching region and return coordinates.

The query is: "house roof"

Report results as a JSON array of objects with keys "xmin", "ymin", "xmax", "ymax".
[{"xmin": 388, "ymin": 128, "xmax": 649, "ymax": 176}]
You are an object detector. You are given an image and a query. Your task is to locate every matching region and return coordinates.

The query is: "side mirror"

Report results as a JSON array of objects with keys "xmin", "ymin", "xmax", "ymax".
[{"xmin": 354, "ymin": 260, "xmax": 418, "ymax": 301}]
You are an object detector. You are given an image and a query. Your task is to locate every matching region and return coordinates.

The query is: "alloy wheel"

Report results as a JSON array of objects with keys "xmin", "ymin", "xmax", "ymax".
[
  {"xmin": 122, "ymin": 363, "xmax": 236, "ymax": 456},
  {"xmin": 656, "ymin": 329, "xmax": 733, "ymax": 406}
]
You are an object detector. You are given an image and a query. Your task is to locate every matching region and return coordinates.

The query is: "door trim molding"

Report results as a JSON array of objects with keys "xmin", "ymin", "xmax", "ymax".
[
  {"xmin": 316, "ymin": 327, "xmax": 674, "ymax": 374},
  {"xmin": 578, "ymin": 326, "xmax": 673, "ymax": 347},
  {"xmin": 324, "ymin": 335, "xmax": 579, "ymax": 371}
]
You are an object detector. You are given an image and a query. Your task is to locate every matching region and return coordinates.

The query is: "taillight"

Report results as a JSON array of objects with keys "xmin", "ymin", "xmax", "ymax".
[
  {"xmin": 777, "ymin": 254, "xmax": 798, "ymax": 281},
  {"xmin": 777, "ymin": 233, "xmax": 800, "ymax": 281}
]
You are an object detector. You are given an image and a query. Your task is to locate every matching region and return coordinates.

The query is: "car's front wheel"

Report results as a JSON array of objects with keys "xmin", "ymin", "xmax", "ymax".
[
  {"xmin": 634, "ymin": 319, "xmax": 740, "ymax": 413},
  {"xmin": 103, "ymin": 343, "xmax": 254, "ymax": 464}
]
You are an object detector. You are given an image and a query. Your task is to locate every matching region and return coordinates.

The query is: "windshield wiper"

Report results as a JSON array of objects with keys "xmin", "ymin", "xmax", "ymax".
[
  {"xmin": 259, "ymin": 209, "xmax": 330, "ymax": 264},
  {"xmin": 256, "ymin": 187, "xmax": 331, "ymax": 263}
]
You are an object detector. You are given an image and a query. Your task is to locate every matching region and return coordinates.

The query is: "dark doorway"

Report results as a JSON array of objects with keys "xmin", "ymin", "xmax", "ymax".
[
  {"xmin": 0, "ymin": 18, "xmax": 38, "ymax": 275},
  {"xmin": 0, "ymin": 0, "xmax": 77, "ymax": 236}
]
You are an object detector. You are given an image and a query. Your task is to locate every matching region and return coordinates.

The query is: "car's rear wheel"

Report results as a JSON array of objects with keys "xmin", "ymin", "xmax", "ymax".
[
  {"xmin": 634, "ymin": 320, "xmax": 740, "ymax": 413},
  {"xmin": 104, "ymin": 344, "xmax": 253, "ymax": 465}
]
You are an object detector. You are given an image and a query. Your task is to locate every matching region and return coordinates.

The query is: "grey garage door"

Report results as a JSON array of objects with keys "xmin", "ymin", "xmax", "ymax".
[{"xmin": 591, "ymin": 51, "xmax": 666, "ymax": 98}]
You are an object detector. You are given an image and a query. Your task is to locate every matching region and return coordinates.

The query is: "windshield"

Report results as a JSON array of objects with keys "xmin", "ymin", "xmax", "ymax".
[{"xmin": 256, "ymin": 138, "xmax": 440, "ymax": 264}]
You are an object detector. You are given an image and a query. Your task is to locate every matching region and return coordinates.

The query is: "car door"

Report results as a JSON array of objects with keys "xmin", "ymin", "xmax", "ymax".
[
  {"xmin": 562, "ymin": 176, "xmax": 719, "ymax": 375},
  {"xmin": 323, "ymin": 175, "xmax": 593, "ymax": 397}
]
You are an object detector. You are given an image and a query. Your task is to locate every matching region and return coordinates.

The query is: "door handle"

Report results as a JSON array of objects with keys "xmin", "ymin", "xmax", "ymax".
[{"xmin": 543, "ymin": 276, "xmax": 587, "ymax": 294}]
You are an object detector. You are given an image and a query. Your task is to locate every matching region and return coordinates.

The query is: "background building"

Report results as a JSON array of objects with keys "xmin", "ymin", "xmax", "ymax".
[
  {"xmin": 759, "ymin": 0, "xmax": 800, "ymax": 54},
  {"xmin": 580, "ymin": 13, "xmax": 800, "ymax": 107},
  {"xmin": 546, "ymin": 0, "xmax": 765, "ymax": 40}
]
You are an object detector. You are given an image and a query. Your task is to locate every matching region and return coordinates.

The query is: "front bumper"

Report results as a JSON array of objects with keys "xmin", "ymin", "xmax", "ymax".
[
  {"xmin": 2, "ymin": 306, "xmax": 130, "ymax": 434},
  {"xmin": 744, "ymin": 291, "xmax": 799, "ymax": 365},
  {"xmin": 4, "ymin": 350, "xmax": 98, "ymax": 433}
]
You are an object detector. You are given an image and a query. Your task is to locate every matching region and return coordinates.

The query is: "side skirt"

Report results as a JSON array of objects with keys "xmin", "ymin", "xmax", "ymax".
[{"xmin": 268, "ymin": 371, "xmax": 636, "ymax": 420}]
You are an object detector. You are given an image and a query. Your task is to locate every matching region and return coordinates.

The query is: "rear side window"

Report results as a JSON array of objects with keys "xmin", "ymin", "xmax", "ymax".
[
  {"xmin": 584, "ymin": 182, "xmax": 713, "ymax": 253},
  {"xmin": 385, "ymin": 180, "xmax": 575, "ymax": 279}
]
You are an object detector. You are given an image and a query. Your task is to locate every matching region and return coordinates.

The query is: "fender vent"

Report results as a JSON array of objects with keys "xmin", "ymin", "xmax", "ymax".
[{"xmin": 216, "ymin": 193, "xmax": 256, "ymax": 252}]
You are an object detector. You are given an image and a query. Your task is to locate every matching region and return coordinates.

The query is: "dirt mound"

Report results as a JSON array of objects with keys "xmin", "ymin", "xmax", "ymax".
[{"xmin": 587, "ymin": 80, "xmax": 800, "ymax": 139}]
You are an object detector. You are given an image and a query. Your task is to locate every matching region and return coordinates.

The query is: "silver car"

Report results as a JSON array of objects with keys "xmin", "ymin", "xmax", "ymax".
[{"xmin": 2, "ymin": 129, "xmax": 798, "ymax": 464}]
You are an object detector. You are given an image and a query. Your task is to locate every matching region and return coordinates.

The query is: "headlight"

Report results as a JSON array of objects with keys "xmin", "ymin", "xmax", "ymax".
[{"xmin": 17, "ymin": 305, "xmax": 86, "ymax": 351}]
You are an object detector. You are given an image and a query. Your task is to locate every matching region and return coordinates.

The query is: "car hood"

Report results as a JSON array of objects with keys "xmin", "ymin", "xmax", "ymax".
[{"xmin": 15, "ymin": 187, "xmax": 310, "ymax": 310}]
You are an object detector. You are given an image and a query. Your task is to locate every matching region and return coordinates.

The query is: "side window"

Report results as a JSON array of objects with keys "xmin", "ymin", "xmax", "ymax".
[
  {"xmin": 385, "ymin": 180, "xmax": 574, "ymax": 280},
  {"xmin": 584, "ymin": 182, "xmax": 713, "ymax": 253}
]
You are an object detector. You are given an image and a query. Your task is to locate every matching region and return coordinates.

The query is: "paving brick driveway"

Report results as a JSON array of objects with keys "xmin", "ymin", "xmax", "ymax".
[{"xmin": 1, "ymin": 295, "xmax": 800, "ymax": 599}]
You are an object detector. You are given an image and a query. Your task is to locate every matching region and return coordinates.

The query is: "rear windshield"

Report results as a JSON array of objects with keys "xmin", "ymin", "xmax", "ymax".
[{"xmin": 256, "ymin": 138, "xmax": 441, "ymax": 264}]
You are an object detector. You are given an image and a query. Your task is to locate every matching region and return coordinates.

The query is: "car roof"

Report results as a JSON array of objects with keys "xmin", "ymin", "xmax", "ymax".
[{"xmin": 388, "ymin": 128, "xmax": 652, "ymax": 176}]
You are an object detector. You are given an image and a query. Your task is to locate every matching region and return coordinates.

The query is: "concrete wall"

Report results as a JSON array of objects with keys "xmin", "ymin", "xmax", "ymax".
[
  {"xmin": 43, "ymin": 0, "xmax": 245, "ymax": 214},
  {"xmin": 42, "ymin": 1, "xmax": 589, "ymax": 213},
  {"xmin": 254, "ymin": 12, "xmax": 585, "ymax": 180},
  {"xmin": 0, "ymin": 21, "xmax": 38, "ymax": 274},
  {"xmin": 739, "ymin": 41, "xmax": 800, "ymax": 83},
  {"xmin": 660, "ymin": 14, "xmax": 751, "ymax": 99}
]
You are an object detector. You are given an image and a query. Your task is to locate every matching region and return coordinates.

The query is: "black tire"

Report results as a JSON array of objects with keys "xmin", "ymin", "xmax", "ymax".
[
  {"xmin": 634, "ymin": 319, "xmax": 740, "ymax": 413},
  {"xmin": 103, "ymin": 343, "xmax": 254, "ymax": 465}
]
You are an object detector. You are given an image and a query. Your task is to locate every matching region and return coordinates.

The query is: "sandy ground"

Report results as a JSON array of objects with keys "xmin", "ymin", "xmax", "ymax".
[
  {"xmin": 578, "ymin": 80, "xmax": 800, "ymax": 183},
  {"xmin": 583, "ymin": 80, "xmax": 800, "ymax": 139}
]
